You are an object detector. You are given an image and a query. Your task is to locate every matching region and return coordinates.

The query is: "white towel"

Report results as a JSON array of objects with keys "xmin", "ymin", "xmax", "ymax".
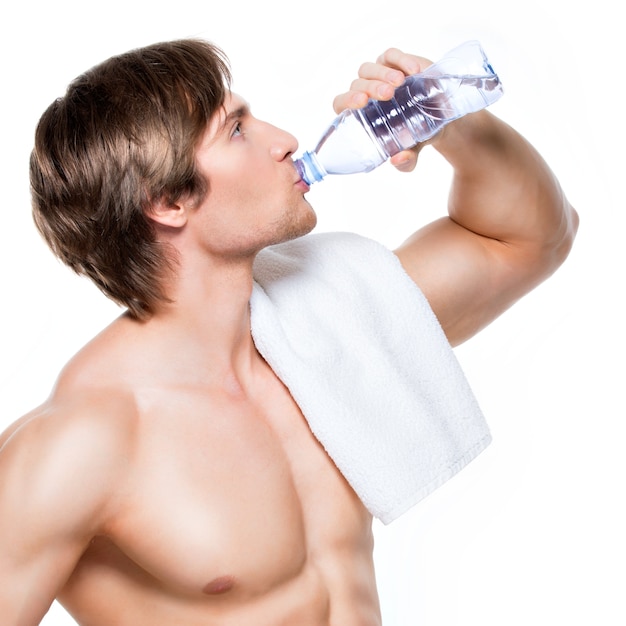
[{"xmin": 250, "ymin": 231, "xmax": 491, "ymax": 524}]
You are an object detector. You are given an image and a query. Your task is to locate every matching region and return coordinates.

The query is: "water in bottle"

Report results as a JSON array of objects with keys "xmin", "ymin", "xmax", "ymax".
[{"xmin": 294, "ymin": 41, "xmax": 503, "ymax": 185}]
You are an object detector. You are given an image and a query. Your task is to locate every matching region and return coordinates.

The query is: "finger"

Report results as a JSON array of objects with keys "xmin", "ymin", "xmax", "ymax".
[
  {"xmin": 333, "ymin": 49, "xmax": 433, "ymax": 114},
  {"xmin": 389, "ymin": 147, "xmax": 421, "ymax": 173},
  {"xmin": 333, "ymin": 73, "xmax": 405, "ymax": 114},
  {"xmin": 356, "ymin": 61, "xmax": 406, "ymax": 85},
  {"xmin": 351, "ymin": 77, "xmax": 397, "ymax": 101},
  {"xmin": 375, "ymin": 48, "xmax": 430, "ymax": 76},
  {"xmin": 332, "ymin": 89, "xmax": 369, "ymax": 114}
]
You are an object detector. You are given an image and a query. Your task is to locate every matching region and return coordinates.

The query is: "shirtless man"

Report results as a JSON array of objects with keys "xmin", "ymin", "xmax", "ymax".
[{"xmin": 0, "ymin": 39, "xmax": 578, "ymax": 625}]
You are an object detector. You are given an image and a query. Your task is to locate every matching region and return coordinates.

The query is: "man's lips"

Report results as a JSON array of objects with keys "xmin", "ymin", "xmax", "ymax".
[{"xmin": 295, "ymin": 178, "xmax": 310, "ymax": 192}]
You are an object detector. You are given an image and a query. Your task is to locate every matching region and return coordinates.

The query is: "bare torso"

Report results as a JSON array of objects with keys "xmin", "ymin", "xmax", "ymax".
[{"xmin": 44, "ymin": 315, "xmax": 381, "ymax": 625}]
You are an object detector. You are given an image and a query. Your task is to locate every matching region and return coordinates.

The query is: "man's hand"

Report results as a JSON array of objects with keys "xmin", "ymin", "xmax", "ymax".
[
  {"xmin": 332, "ymin": 44, "xmax": 578, "ymax": 346},
  {"xmin": 331, "ymin": 47, "xmax": 435, "ymax": 173}
]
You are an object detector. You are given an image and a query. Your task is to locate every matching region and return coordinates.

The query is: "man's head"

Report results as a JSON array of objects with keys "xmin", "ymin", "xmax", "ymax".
[{"xmin": 30, "ymin": 39, "xmax": 231, "ymax": 319}]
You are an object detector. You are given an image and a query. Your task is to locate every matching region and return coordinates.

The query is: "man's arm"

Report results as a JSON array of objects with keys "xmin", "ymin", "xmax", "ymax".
[
  {"xmin": 334, "ymin": 48, "xmax": 579, "ymax": 346},
  {"xmin": 0, "ymin": 401, "xmax": 126, "ymax": 624}
]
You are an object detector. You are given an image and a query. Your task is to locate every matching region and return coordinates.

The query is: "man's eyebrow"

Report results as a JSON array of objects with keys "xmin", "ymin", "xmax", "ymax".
[{"xmin": 218, "ymin": 104, "xmax": 250, "ymax": 135}]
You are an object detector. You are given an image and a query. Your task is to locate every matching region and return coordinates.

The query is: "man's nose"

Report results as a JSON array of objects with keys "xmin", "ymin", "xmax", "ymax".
[{"xmin": 268, "ymin": 124, "xmax": 299, "ymax": 162}]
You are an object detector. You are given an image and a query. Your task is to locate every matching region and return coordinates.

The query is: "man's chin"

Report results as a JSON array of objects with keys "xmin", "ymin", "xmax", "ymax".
[
  {"xmin": 288, "ymin": 210, "xmax": 317, "ymax": 242},
  {"xmin": 277, "ymin": 206, "xmax": 317, "ymax": 245}
]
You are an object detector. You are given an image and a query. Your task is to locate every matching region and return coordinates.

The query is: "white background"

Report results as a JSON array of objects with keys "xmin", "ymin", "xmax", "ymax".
[{"xmin": 1, "ymin": 1, "xmax": 623, "ymax": 624}]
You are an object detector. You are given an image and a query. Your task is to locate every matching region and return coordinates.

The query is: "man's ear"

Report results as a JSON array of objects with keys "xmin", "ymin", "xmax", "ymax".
[{"xmin": 144, "ymin": 196, "xmax": 189, "ymax": 229}]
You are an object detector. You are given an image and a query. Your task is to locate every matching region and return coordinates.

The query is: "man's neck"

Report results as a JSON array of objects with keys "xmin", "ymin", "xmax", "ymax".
[{"xmin": 142, "ymin": 254, "xmax": 261, "ymax": 391}]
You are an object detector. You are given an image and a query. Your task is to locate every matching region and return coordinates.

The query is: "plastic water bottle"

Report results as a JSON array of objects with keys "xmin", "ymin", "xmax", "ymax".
[{"xmin": 294, "ymin": 41, "xmax": 503, "ymax": 185}]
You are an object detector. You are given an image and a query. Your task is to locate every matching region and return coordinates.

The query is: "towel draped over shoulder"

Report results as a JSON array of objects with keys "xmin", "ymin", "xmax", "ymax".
[{"xmin": 250, "ymin": 232, "xmax": 491, "ymax": 524}]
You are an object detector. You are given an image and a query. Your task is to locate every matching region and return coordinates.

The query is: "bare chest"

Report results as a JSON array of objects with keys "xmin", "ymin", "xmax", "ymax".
[{"xmin": 75, "ymin": 379, "xmax": 370, "ymax": 603}]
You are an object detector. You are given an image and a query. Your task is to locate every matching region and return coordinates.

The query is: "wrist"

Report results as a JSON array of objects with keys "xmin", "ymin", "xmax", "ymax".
[{"xmin": 430, "ymin": 110, "xmax": 497, "ymax": 166}]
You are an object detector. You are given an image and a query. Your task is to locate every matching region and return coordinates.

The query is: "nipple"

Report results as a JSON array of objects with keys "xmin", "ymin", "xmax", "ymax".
[{"xmin": 202, "ymin": 575, "xmax": 236, "ymax": 595}]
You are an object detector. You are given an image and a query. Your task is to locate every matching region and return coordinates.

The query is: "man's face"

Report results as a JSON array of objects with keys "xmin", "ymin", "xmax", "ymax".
[{"xmin": 189, "ymin": 92, "xmax": 316, "ymax": 259}]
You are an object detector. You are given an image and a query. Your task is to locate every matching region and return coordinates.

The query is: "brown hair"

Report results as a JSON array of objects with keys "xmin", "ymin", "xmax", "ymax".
[{"xmin": 30, "ymin": 39, "xmax": 231, "ymax": 319}]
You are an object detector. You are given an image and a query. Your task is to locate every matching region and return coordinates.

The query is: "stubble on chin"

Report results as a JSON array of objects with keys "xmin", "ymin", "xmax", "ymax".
[{"xmin": 267, "ymin": 201, "xmax": 317, "ymax": 248}]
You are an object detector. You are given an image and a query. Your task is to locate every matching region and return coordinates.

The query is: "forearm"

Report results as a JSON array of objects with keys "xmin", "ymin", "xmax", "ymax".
[
  {"xmin": 395, "ymin": 109, "xmax": 579, "ymax": 344},
  {"xmin": 338, "ymin": 45, "xmax": 579, "ymax": 344},
  {"xmin": 433, "ymin": 110, "xmax": 578, "ymax": 260}
]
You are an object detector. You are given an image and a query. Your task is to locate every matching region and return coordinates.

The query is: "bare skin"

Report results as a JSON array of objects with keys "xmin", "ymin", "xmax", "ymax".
[
  {"xmin": 0, "ymin": 48, "xmax": 578, "ymax": 625},
  {"xmin": 1, "ymin": 315, "xmax": 378, "ymax": 625}
]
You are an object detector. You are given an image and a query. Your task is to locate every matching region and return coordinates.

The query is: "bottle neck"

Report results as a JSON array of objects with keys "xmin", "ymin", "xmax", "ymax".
[{"xmin": 294, "ymin": 151, "xmax": 326, "ymax": 185}]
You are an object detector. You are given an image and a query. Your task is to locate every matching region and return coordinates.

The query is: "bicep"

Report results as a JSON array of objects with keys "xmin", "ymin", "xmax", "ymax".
[{"xmin": 395, "ymin": 216, "xmax": 546, "ymax": 346}]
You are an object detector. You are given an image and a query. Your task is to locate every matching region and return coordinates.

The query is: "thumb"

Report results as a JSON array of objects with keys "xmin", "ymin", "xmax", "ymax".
[{"xmin": 389, "ymin": 145, "xmax": 424, "ymax": 173}]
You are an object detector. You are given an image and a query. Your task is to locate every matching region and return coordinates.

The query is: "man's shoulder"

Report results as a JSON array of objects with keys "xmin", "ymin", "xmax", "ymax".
[
  {"xmin": 1, "ymin": 387, "xmax": 137, "ymax": 461},
  {"xmin": 1, "ymin": 387, "xmax": 136, "ymax": 527},
  {"xmin": 0, "ymin": 390, "xmax": 136, "ymax": 548}
]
